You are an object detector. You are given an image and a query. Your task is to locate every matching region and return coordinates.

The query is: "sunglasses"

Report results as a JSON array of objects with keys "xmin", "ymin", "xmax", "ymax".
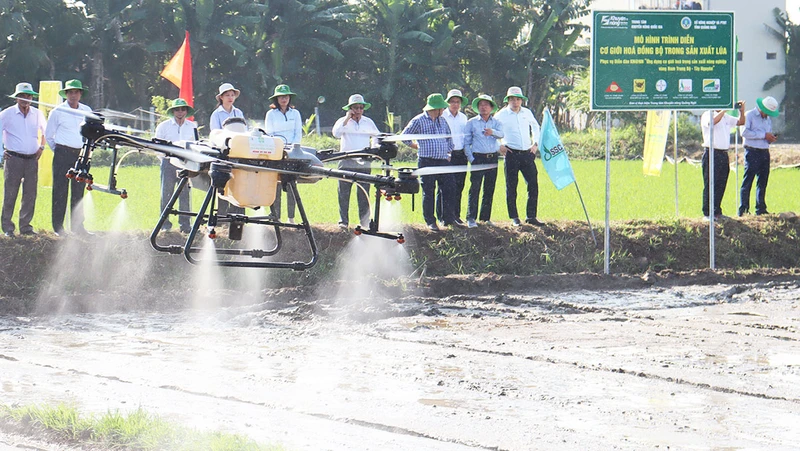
[{"xmin": 351, "ymin": 105, "xmax": 365, "ymax": 110}]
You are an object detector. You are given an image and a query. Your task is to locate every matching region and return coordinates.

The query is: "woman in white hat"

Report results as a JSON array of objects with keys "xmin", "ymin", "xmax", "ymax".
[{"xmin": 210, "ymin": 83, "xmax": 244, "ymax": 130}]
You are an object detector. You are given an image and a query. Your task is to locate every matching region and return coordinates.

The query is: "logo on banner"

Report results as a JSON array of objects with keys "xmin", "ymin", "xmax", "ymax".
[
  {"xmin": 681, "ymin": 17, "xmax": 692, "ymax": 30},
  {"xmin": 655, "ymin": 79, "xmax": 667, "ymax": 92},
  {"xmin": 702, "ymin": 79, "xmax": 721, "ymax": 92},
  {"xmin": 679, "ymin": 79, "xmax": 693, "ymax": 92},
  {"xmin": 633, "ymin": 79, "xmax": 645, "ymax": 93},
  {"xmin": 605, "ymin": 81, "xmax": 623, "ymax": 93}
]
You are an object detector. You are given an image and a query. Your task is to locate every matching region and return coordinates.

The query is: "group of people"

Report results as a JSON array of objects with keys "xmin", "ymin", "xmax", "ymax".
[
  {"xmin": 4, "ymin": 77, "xmax": 780, "ymax": 239},
  {"xmin": 700, "ymin": 95, "xmax": 780, "ymax": 220},
  {"xmin": 398, "ymin": 86, "xmax": 544, "ymax": 231}
]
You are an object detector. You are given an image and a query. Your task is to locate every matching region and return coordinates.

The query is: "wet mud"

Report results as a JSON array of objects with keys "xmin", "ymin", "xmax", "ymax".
[{"xmin": 1, "ymin": 279, "xmax": 799, "ymax": 450}]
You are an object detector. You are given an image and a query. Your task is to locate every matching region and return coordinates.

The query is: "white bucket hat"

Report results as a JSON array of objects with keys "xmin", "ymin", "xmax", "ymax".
[
  {"xmin": 342, "ymin": 94, "xmax": 371, "ymax": 111},
  {"xmin": 445, "ymin": 89, "xmax": 468, "ymax": 104},
  {"xmin": 11, "ymin": 82, "xmax": 38, "ymax": 98},
  {"xmin": 756, "ymin": 96, "xmax": 779, "ymax": 117},
  {"xmin": 503, "ymin": 86, "xmax": 528, "ymax": 103},
  {"xmin": 216, "ymin": 82, "xmax": 240, "ymax": 101}
]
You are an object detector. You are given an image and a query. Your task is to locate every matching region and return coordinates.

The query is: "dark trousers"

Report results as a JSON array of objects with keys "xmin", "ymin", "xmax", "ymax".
[
  {"xmin": 270, "ymin": 182, "xmax": 296, "ymax": 219},
  {"xmin": 701, "ymin": 148, "xmax": 729, "ymax": 217},
  {"xmin": 739, "ymin": 147, "xmax": 770, "ymax": 215},
  {"xmin": 160, "ymin": 158, "xmax": 191, "ymax": 230},
  {"xmin": 437, "ymin": 149, "xmax": 467, "ymax": 221},
  {"xmin": 52, "ymin": 145, "xmax": 86, "ymax": 233},
  {"xmin": 419, "ymin": 157, "xmax": 456, "ymax": 225},
  {"xmin": 467, "ymin": 153, "xmax": 499, "ymax": 221},
  {"xmin": 504, "ymin": 150, "xmax": 539, "ymax": 220},
  {"xmin": 337, "ymin": 163, "xmax": 371, "ymax": 227},
  {"xmin": 2, "ymin": 152, "xmax": 38, "ymax": 234}
]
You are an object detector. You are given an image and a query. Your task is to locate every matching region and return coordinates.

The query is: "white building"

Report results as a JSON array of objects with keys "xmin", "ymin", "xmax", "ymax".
[{"xmin": 587, "ymin": 0, "xmax": 786, "ymax": 128}]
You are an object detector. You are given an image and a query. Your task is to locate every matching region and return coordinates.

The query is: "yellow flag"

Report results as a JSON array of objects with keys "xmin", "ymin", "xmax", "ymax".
[
  {"xmin": 642, "ymin": 110, "xmax": 672, "ymax": 176},
  {"xmin": 38, "ymin": 80, "xmax": 63, "ymax": 188}
]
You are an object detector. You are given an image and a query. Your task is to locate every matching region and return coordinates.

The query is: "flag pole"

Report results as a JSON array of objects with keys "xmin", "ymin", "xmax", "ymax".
[{"xmin": 573, "ymin": 181, "xmax": 597, "ymax": 247}]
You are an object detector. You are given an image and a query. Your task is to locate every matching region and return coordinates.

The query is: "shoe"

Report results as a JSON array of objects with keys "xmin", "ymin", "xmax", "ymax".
[
  {"xmin": 511, "ymin": 218, "xmax": 522, "ymax": 227},
  {"xmin": 287, "ymin": 217, "xmax": 296, "ymax": 224},
  {"xmin": 526, "ymin": 218, "xmax": 545, "ymax": 227},
  {"xmin": 20, "ymin": 230, "xmax": 36, "ymax": 236},
  {"xmin": 426, "ymin": 223, "xmax": 440, "ymax": 231},
  {"xmin": 467, "ymin": 219, "xmax": 478, "ymax": 228},
  {"xmin": 443, "ymin": 221, "xmax": 465, "ymax": 228},
  {"xmin": 454, "ymin": 218, "xmax": 465, "ymax": 226},
  {"xmin": 179, "ymin": 227, "xmax": 192, "ymax": 234},
  {"xmin": 338, "ymin": 222, "xmax": 348, "ymax": 230},
  {"xmin": 755, "ymin": 211, "xmax": 769, "ymax": 216},
  {"xmin": 74, "ymin": 228, "xmax": 95, "ymax": 236},
  {"xmin": 482, "ymin": 220, "xmax": 495, "ymax": 227},
  {"xmin": 3, "ymin": 231, "xmax": 14, "ymax": 238}
]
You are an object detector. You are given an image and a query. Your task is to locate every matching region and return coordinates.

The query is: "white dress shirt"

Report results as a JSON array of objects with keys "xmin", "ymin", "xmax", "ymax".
[
  {"xmin": 331, "ymin": 115, "xmax": 379, "ymax": 151},
  {"xmin": 701, "ymin": 111, "xmax": 739, "ymax": 150},
  {"xmin": 495, "ymin": 106, "xmax": 540, "ymax": 150},
  {"xmin": 155, "ymin": 118, "xmax": 198, "ymax": 142},
  {"xmin": 442, "ymin": 108, "xmax": 467, "ymax": 150},
  {"xmin": 45, "ymin": 101, "xmax": 92, "ymax": 149},
  {"xmin": 0, "ymin": 104, "xmax": 46, "ymax": 155}
]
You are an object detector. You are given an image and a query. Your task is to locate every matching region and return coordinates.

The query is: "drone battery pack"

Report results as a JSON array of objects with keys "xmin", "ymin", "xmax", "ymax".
[{"xmin": 210, "ymin": 130, "xmax": 284, "ymax": 208}]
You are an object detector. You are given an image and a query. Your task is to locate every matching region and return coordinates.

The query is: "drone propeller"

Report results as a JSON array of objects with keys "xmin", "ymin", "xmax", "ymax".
[
  {"xmin": 9, "ymin": 96, "xmax": 149, "ymax": 134},
  {"xmin": 345, "ymin": 131, "xmax": 464, "ymax": 142}
]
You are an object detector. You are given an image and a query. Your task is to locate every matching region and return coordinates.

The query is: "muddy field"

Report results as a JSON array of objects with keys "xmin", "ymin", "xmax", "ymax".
[{"xmin": 2, "ymin": 271, "xmax": 799, "ymax": 449}]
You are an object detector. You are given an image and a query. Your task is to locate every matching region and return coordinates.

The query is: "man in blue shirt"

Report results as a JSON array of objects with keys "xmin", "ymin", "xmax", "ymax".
[
  {"xmin": 402, "ymin": 93, "xmax": 456, "ymax": 231},
  {"xmin": 739, "ymin": 96, "xmax": 779, "ymax": 216},
  {"xmin": 464, "ymin": 94, "xmax": 504, "ymax": 228}
]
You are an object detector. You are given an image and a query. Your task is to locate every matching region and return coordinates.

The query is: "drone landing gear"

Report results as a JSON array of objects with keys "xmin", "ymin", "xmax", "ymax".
[
  {"xmin": 150, "ymin": 175, "xmax": 318, "ymax": 270},
  {"xmin": 353, "ymin": 188, "xmax": 405, "ymax": 244}
]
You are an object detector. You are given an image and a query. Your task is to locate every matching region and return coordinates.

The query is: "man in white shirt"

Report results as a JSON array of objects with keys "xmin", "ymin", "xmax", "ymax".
[
  {"xmin": 700, "ymin": 101, "xmax": 746, "ymax": 219},
  {"xmin": 331, "ymin": 94, "xmax": 380, "ymax": 229},
  {"xmin": 441, "ymin": 89, "xmax": 469, "ymax": 225},
  {"xmin": 155, "ymin": 98, "xmax": 197, "ymax": 233},
  {"xmin": 1, "ymin": 82, "xmax": 47, "ymax": 237},
  {"xmin": 45, "ymin": 79, "xmax": 93, "ymax": 236},
  {"xmin": 495, "ymin": 86, "xmax": 543, "ymax": 227}
]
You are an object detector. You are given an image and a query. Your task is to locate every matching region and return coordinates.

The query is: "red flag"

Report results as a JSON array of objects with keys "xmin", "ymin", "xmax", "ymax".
[{"xmin": 160, "ymin": 31, "xmax": 194, "ymax": 109}]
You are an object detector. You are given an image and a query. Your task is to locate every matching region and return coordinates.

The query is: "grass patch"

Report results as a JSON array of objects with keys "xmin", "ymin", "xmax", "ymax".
[
  {"xmin": 3, "ymin": 160, "xmax": 800, "ymax": 233},
  {"xmin": 0, "ymin": 403, "xmax": 281, "ymax": 451}
]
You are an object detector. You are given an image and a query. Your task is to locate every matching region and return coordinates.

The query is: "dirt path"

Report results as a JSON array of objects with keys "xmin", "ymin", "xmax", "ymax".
[{"xmin": 1, "ymin": 280, "xmax": 798, "ymax": 450}]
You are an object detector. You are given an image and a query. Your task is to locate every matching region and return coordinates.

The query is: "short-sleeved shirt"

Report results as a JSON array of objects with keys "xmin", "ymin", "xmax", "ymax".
[
  {"xmin": 0, "ymin": 104, "xmax": 46, "ymax": 155},
  {"xmin": 701, "ymin": 111, "xmax": 739, "ymax": 150}
]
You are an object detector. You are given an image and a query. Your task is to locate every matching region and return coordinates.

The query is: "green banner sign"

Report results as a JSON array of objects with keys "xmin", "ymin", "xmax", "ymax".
[{"xmin": 591, "ymin": 11, "xmax": 734, "ymax": 111}]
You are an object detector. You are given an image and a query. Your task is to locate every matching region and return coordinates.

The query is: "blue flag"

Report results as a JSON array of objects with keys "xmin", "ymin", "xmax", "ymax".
[{"xmin": 539, "ymin": 109, "xmax": 576, "ymax": 190}]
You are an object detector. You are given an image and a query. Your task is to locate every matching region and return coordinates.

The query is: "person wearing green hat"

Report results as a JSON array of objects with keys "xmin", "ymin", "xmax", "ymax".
[
  {"xmin": 495, "ymin": 86, "xmax": 544, "ymax": 227},
  {"xmin": 401, "ymin": 93, "xmax": 458, "ymax": 231},
  {"xmin": 210, "ymin": 82, "xmax": 245, "ymax": 217},
  {"xmin": 332, "ymin": 94, "xmax": 380, "ymax": 229},
  {"xmin": 739, "ymin": 96, "xmax": 780, "ymax": 217},
  {"xmin": 45, "ymin": 79, "xmax": 93, "ymax": 236},
  {"xmin": 265, "ymin": 84, "xmax": 302, "ymax": 222},
  {"xmin": 464, "ymin": 94, "xmax": 504, "ymax": 229},
  {"xmin": 155, "ymin": 98, "xmax": 197, "ymax": 233},
  {"xmin": 1, "ymin": 82, "xmax": 47, "ymax": 237},
  {"xmin": 442, "ymin": 89, "xmax": 469, "ymax": 225}
]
